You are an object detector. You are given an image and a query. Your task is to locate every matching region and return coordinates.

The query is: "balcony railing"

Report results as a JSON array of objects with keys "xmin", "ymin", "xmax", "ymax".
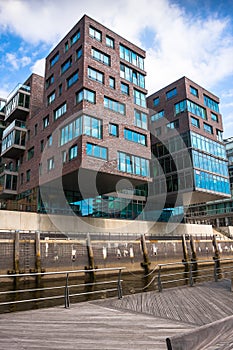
[{"xmin": 5, "ymin": 84, "xmax": 30, "ymax": 121}]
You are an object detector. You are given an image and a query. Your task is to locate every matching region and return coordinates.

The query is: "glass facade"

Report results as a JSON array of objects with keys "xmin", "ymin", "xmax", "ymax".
[
  {"xmin": 134, "ymin": 110, "xmax": 147, "ymax": 130},
  {"xmin": 194, "ymin": 170, "xmax": 230, "ymax": 194},
  {"xmin": 175, "ymin": 99, "xmax": 207, "ymax": 119},
  {"xmin": 119, "ymin": 44, "xmax": 144, "ymax": 70},
  {"xmin": 104, "ymin": 96, "xmax": 125, "ymax": 115},
  {"xmin": 191, "ymin": 131, "xmax": 226, "ymax": 158},
  {"xmin": 118, "ymin": 151, "xmax": 150, "ymax": 177},
  {"xmin": 120, "ymin": 63, "xmax": 145, "ymax": 88},
  {"xmin": 124, "ymin": 128, "xmax": 147, "ymax": 146},
  {"xmin": 86, "ymin": 143, "xmax": 107, "ymax": 160},
  {"xmin": 204, "ymin": 94, "xmax": 219, "ymax": 113}
]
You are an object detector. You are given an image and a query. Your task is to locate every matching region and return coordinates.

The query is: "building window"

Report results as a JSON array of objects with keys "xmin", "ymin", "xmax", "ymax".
[
  {"xmin": 27, "ymin": 129, "xmax": 30, "ymax": 141},
  {"xmin": 86, "ymin": 143, "xmax": 107, "ymax": 160},
  {"xmin": 62, "ymin": 150, "xmax": 67, "ymax": 163},
  {"xmin": 118, "ymin": 151, "xmax": 150, "ymax": 177},
  {"xmin": 76, "ymin": 46, "xmax": 82, "ymax": 60},
  {"xmin": 166, "ymin": 119, "xmax": 179, "ymax": 131},
  {"xmin": 89, "ymin": 26, "xmax": 102, "ymax": 41},
  {"xmin": 46, "ymin": 75, "xmax": 54, "ymax": 89},
  {"xmin": 50, "ymin": 52, "xmax": 59, "ymax": 67},
  {"xmin": 155, "ymin": 127, "xmax": 162, "ymax": 136},
  {"xmin": 119, "ymin": 44, "xmax": 144, "ymax": 70},
  {"xmin": 70, "ymin": 30, "xmax": 80, "ymax": 46},
  {"xmin": 34, "ymin": 123, "xmax": 38, "ymax": 136},
  {"xmin": 91, "ymin": 48, "xmax": 110, "ymax": 66},
  {"xmin": 203, "ymin": 122, "xmax": 213, "ymax": 134},
  {"xmin": 54, "ymin": 102, "xmax": 67, "ymax": 120},
  {"xmin": 88, "ymin": 67, "xmax": 104, "ymax": 84},
  {"xmin": 121, "ymin": 82, "xmax": 129, "ymax": 95},
  {"xmin": 64, "ymin": 41, "xmax": 69, "ymax": 52},
  {"xmin": 58, "ymin": 84, "xmax": 62, "ymax": 96},
  {"xmin": 191, "ymin": 131, "xmax": 226, "ymax": 158},
  {"xmin": 47, "ymin": 91, "xmax": 55, "ymax": 105},
  {"xmin": 61, "ymin": 57, "xmax": 72, "ymax": 74},
  {"xmin": 20, "ymin": 173, "xmax": 24, "ymax": 185},
  {"xmin": 175, "ymin": 99, "xmax": 207, "ymax": 120},
  {"xmin": 39, "ymin": 163, "xmax": 42, "ymax": 176},
  {"xmin": 83, "ymin": 115, "xmax": 102, "ymax": 139},
  {"xmin": 76, "ymin": 89, "xmax": 95, "ymax": 104},
  {"xmin": 166, "ymin": 87, "xmax": 177, "ymax": 99},
  {"xmin": 109, "ymin": 123, "xmax": 119, "ymax": 137},
  {"xmin": 69, "ymin": 145, "xmax": 78, "ymax": 160},
  {"xmin": 47, "ymin": 157, "xmax": 54, "ymax": 172},
  {"xmin": 27, "ymin": 147, "xmax": 34, "ymax": 161},
  {"xmin": 124, "ymin": 128, "xmax": 147, "ymax": 146},
  {"xmin": 191, "ymin": 116, "xmax": 200, "ymax": 128},
  {"xmin": 104, "ymin": 96, "xmax": 125, "ymax": 115},
  {"xmin": 67, "ymin": 70, "xmax": 79, "ymax": 89},
  {"xmin": 151, "ymin": 110, "xmax": 164, "ymax": 122},
  {"xmin": 47, "ymin": 134, "xmax": 52, "ymax": 147},
  {"xmin": 216, "ymin": 129, "xmax": 223, "ymax": 141},
  {"xmin": 109, "ymin": 77, "xmax": 115, "ymax": 89},
  {"xmin": 106, "ymin": 35, "xmax": 114, "ymax": 48},
  {"xmin": 190, "ymin": 86, "xmax": 199, "ymax": 97},
  {"xmin": 211, "ymin": 112, "xmax": 218, "ymax": 122},
  {"xmin": 40, "ymin": 140, "xmax": 44, "ymax": 152},
  {"xmin": 204, "ymin": 94, "xmax": 219, "ymax": 113},
  {"xmin": 153, "ymin": 97, "xmax": 160, "ymax": 106},
  {"xmin": 134, "ymin": 110, "xmax": 147, "ymax": 130},
  {"xmin": 133, "ymin": 89, "xmax": 146, "ymax": 108},
  {"xmin": 26, "ymin": 169, "xmax": 31, "ymax": 182},
  {"xmin": 120, "ymin": 63, "xmax": 145, "ymax": 88}
]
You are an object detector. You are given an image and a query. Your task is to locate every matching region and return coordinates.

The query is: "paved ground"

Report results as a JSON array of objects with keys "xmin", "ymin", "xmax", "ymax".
[{"xmin": 0, "ymin": 279, "xmax": 232, "ymax": 349}]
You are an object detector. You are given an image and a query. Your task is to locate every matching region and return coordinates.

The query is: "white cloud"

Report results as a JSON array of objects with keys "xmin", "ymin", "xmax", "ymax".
[
  {"xmin": 0, "ymin": 0, "xmax": 233, "ymax": 95},
  {"xmin": 5, "ymin": 52, "xmax": 31, "ymax": 71},
  {"xmin": 31, "ymin": 58, "xmax": 45, "ymax": 77}
]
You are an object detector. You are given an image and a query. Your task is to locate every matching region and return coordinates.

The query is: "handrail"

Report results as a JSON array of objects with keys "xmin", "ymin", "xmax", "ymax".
[{"xmin": 0, "ymin": 267, "xmax": 125, "ymax": 310}]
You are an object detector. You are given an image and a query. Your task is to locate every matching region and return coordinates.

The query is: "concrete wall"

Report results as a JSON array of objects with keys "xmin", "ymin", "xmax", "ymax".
[{"xmin": 0, "ymin": 210, "xmax": 213, "ymax": 236}]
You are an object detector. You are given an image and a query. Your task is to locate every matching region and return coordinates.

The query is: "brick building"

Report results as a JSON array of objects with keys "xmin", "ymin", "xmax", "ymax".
[{"xmin": 0, "ymin": 15, "xmax": 151, "ymax": 218}]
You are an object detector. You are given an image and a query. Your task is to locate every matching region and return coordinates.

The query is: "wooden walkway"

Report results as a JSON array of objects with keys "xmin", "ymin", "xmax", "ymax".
[{"xmin": 0, "ymin": 279, "xmax": 232, "ymax": 349}]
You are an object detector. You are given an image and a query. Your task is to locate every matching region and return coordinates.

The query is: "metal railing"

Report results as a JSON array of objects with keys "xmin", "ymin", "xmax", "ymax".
[
  {"xmin": 0, "ymin": 267, "xmax": 125, "ymax": 309},
  {"xmin": 157, "ymin": 257, "xmax": 233, "ymax": 292}
]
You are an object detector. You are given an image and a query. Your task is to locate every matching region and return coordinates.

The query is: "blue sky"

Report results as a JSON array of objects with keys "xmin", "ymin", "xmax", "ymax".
[{"xmin": 0, "ymin": 0, "xmax": 233, "ymax": 137}]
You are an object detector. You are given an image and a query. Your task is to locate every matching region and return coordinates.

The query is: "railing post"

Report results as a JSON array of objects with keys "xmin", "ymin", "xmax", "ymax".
[
  {"xmin": 214, "ymin": 259, "xmax": 219, "ymax": 282},
  {"xmin": 117, "ymin": 269, "xmax": 123, "ymax": 299},
  {"xmin": 64, "ymin": 273, "xmax": 70, "ymax": 308},
  {"xmin": 158, "ymin": 266, "xmax": 162, "ymax": 292},
  {"xmin": 189, "ymin": 261, "xmax": 194, "ymax": 287}
]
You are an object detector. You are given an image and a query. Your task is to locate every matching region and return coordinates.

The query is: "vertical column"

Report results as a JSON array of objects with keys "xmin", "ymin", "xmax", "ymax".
[
  {"xmin": 35, "ymin": 231, "xmax": 41, "ymax": 273},
  {"xmin": 14, "ymin": 230, "xmax": 20, "ymax": 274}
]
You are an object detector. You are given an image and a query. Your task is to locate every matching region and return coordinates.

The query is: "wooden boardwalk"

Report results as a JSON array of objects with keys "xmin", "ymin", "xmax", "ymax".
[{"xmin": 0, "ymin": 279, "xmax": 232, "ymax": 349}]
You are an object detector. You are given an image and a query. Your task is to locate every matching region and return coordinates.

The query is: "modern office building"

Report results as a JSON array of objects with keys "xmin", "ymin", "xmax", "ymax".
[
  {"xmin": 0, "ymin": 15, "xmax": 151, "ymax": 218},
  {"xmin": 185, "ymin": 137, "xmax": 233, "ymax": 227},
  {"xmin": 146, "ymin": 76, "xmax": 231, "ymax": 222}
]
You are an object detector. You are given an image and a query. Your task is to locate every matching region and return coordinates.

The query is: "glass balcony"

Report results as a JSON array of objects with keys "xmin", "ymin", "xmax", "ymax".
[
  {"xmin": 5, "ymin": 84, "xmax": 30, "ymax": 122},
  {"xmin": 1, "ymin": 120, "xmax": 27, "ymax": 158},
  {"xmin": 0, "ymin": 167, "xmax": 18, "ymax": 198}
]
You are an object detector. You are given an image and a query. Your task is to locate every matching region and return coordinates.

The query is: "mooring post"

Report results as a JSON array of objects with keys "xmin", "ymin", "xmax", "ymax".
[
  {"xmin": 140, "ymin": 234, "xmax": 151, "ymax": 275},
  {"xmin": 212, "ymin": 235, "xmax": 221, "ymax": 281},
  {"xmin": 35, "ymin": 231, "xmax": 42, "ymax": 284},
  {"xmin": 14, "ymin": 230, "xmax": 20, "ymax": 274},
  {"xmin": 190, "ymin": 235, "xmax": 198, "ymax": 284},
  {"xmin": 86, "ymin": 233, "xmax": 96, "ymax": 282},
  {"xmin": 182, "ymin": 234, "xmax": 189, "ymax": 284}
]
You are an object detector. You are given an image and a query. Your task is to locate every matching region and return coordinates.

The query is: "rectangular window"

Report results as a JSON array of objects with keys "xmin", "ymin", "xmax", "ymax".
[
  {"xmin": 175, "ymin": 99, "xmax": 207, "ymax": 119},
  {"xmin": 26, "ymin": 169, "xmax": 31, "ymax": 182},
  {"xmin": 47, "ymin": 157, "xmax": 54, "ymax": 172},
  {"xmin": 88, "ymin": 67, "xmax": 104, "ymax": 83},
  {"xmin": 117, "ymin": 151, "xmax": 150, "ymax": 177},
  {"xmin": 166, "ymin": 119, "xmax": 179, "ymax": 131},
  {"xmin": 76, "ymin": 89, "xmax": 95, "ymax": 104},
  {"xmin": 69, "ymin": 145, "xmax": 78, "ymax": 160},
  {"xmin": 191, "ymin": 116, "xmax": 200, "ymax": 128},
  {"xmin": 64, "ymin": 41, "xmax": 69, "ymax": 52},
  {"xmin": 27, "ymin": 147, "xmax": 34, "ymax": 161},
  {"xmin": 61, "ymin": 57, "xmax": 72, "ymax": 74},
  {"xmin": 216, "ymin": 129, "xmax": 223, "ymax": 141},
  {"xmin": 50, "ymin": 52, "xmax": 59, "ymax": 67},
  {"xmin": 106, "ymin": 35, "xmax": 114, "ymax": 48},
  {"xmin": 86, "ymin": 143, "xmax": 107, "ymax": 160},
  {"xmin": 43, "ymin": 116, "xmax": 49, "ymax": 129},
  {"xmin": 91, "ymin": 48, "xmax": 110, "ymax": 65},
  {"xmin": 153, "ymin": 97, "xmax": 160, "ymax": 106},
  {"xmin": 190, "ymin": 86, "xmax": 198, "ymax": 97},
  {"xmin": 76, "ymin": 46, "xmax": 82, "ymax": 59},
  {"xmin": 47, "ymin": 134, "xmax": 52, "ymax": 147},
  {"xmin": 47, "ymin": 91, "xmax": 55, "ymax": 105},
  {"xmin": 62, "ymin": 150, "xmax": 66, "ymax": 163},
  {"xmin": 34, "ymin": 123, "xmax": 38, "ymax": 136},
  {"xmin": 150, "ymin": 110, "xmax": 164, "ymax": 122},
  {"xmin": 70, "ymin": 30, "xmax": 80, "ymax": 46},
  {"xmin": 121, "ymin": 82, "xmax": 129, "ymax": 95},
  {"xmin": 119, "ymin": 44, "xmax": 144, "ymax": 70},
  {"xmin": 211, "ymin": 112, "xmax": 218, "ymax": 122},
  {"xmin": 166, "ymin": 88, "xmax": 177, "ymax": 99},
  {"xmin": 104, "ymin": 96, "xmax": 125, "ymax": 115},
  {"xmin": 83, "ymin": 115, "xmax": 102, "ymax": 139},
  {"xmin": 203, "ymin": 122, "xmax": 213, "ymax": 134},
  {"xmin": 120, "ymin": 63, "xmax": 145, "ymax": 88},
  {"xmin": 109, "ymin": 77, "xmax": 115, "ymax": 89},
  {"xmin": 46, "ymin": 75, "xmax": 54, "ymax": 89},
  {"xmin": 67, "ymin": 70, "xmax": 79, "ymax": 88},
  {"xmin": 40, "ymin": 140, "xmax": 44, "ymax": 152},
  {"xmin": 124, "ymin": 128, "xmax": 147, "ymax": 146},
  {"xmin": 109, "ymin": 123, "xmax": 118, "ymax": 137},
  {"xmin": 58, "ymin": 84, "xmax": 62, "ymax": 96},
  {"xmin": 89, "ymin": 26, "xmax": 102, "ymax": 41},
  {"xmin": 134, "ymin": 110, "xmax": 147, "ymax": 130},
  {"xmin": 54, "ymin": 102, "xmax": 67, "ymax": 120},
  {"xmin": 204, "ymin": 94, "xmax": 219, "ymax": 113},
  {"xmin": 133, "ymin": 89, "xmax": 146, "ymax": 108}
]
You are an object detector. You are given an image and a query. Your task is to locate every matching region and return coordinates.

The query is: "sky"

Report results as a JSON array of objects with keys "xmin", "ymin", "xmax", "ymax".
[{"xmin": 0, "ymin": 0, "xmax": 233, "ymax": 138}]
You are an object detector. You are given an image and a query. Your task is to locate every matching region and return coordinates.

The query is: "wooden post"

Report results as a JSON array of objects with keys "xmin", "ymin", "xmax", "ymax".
[
  {"xmin": 212, "ymin": 235, "xmax": 221, "ymax": 281},
  {"xmin": 86, "ymin": 233, "xmax": 96, "ymax": 282},
  {"xmin": 190, "ymin": 235, "xmax": 198, "ymax": 283},
  {"xmin": 35, "ymin": 231, "xmax": 41, "ymax": 273},
  {"xmin": 14, "ymin": 230, "xmax": 20, "ymax": 274},
  {"xmin": 140, "ymin": 234, "xmax": 151, "ymax": 275},
  {"xmin": 182, "ymin": 234, "xmax": 189, "ymax": 284}
]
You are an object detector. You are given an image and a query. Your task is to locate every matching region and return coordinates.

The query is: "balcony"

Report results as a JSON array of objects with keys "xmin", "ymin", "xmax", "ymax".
[
  {"xmin": 1, "ymin": 120, "xmax": 27, "ymax": 158},
  {"xmin": 0, "ymin": 166, "xmax": 18, "ymax": 198},
  {"xmin": 5, "ymin": 84, "xmax": 30, "ymax": 122},
  {"xmin": 0, "ymin": 98, "xmax": 6, "ymax": 118}
]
